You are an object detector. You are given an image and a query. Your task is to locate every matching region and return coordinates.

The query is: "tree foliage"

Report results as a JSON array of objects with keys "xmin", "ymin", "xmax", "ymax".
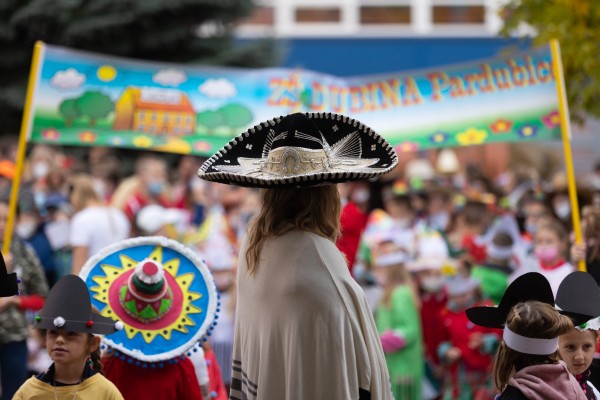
[
  {"xmin": 501, "ymin": 0, "xmax": 600, "ymax": 122},
  {"xmin": 58, "ymin": 98, "xmax": 79, "ymax": 127},
  {"xmin": 75, "ymin": 91, "xmax": 113, "ymax": 127},
  {"xmin": 0, "ymin": 0, "xmax": 278, "ymax": 133}
]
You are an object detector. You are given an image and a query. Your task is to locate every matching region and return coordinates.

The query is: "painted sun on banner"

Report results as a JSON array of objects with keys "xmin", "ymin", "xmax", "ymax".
[{"xmin": 25, "ymin": 42, "xmax": 563, "ymax": 156}]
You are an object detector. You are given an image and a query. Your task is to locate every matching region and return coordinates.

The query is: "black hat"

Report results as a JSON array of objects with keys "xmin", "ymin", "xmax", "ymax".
[
  {"xmin": 555, "ymin": 271, "xmax": 600, "ymax": 326},
  {"xmin": 0, "ymin": 251, "xmax": 18, "ymax": 297},
  {"xmin": 466, "ymin": 272, "xmax": 554, "ymax": 328},
  {"xmin": 35, "ymin": 275, "xmax": 122, "ymax": 335},
  {"xmin": 198, "ymin": 112, "xmax": 398, "ymax": 188}
]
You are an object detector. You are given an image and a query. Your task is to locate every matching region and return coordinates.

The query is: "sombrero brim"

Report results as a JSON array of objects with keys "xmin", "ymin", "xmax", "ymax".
[
  {"xmin": 198, "ymin": 112, "xmax": 398, "ymax": 188},
  {"xmin": 79, "ymin": 236, "xmax": 218, "ymax": 362}
]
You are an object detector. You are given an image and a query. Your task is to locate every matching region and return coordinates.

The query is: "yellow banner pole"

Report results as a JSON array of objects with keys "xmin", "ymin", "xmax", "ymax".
[
  {"xmin": 2, "ymin": 41, "xmax": 45, "ymax": 255},
  {"xmin": 550, "ymin": 39, "xmax": 585, "ymax": 271}
]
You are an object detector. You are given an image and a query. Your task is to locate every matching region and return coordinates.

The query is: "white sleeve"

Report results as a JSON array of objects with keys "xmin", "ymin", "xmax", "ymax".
[
  {"xmin": 188, "ymin": 347, "xmax": 210, "ymax": 386},
  {"xmin": 588, "ymin": 381, "xmax": 600, "ymax": 399},
  {"xmin": 70, "ymin": 213, "xmax": 91, "ymax": 247}
]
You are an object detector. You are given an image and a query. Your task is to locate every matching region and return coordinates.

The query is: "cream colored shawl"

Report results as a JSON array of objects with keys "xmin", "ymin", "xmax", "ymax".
[{"xmin": 229, "ymin": 230, "xmax": 392, "ymax": 400}]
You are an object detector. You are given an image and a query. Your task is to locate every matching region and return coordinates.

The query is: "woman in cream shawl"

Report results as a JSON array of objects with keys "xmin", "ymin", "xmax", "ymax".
[{"xmin": 228, "ymin": 186, "xmax": 392, "ymax": 400}]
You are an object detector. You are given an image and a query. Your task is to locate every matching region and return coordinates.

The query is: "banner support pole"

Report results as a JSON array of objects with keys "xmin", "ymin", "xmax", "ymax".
[
  {"xmin": 550, "ymin": 39, "xmax": 585, "ymax": 272},
  {"xmin": 2, "ymin": 41, "xmax": 45, "ymax": 255}
]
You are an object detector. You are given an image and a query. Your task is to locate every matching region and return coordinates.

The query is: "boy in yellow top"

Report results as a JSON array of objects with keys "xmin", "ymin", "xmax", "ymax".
[{"xmin": 13, "ymin": 275, "xmax": 123, "ymax": 399}]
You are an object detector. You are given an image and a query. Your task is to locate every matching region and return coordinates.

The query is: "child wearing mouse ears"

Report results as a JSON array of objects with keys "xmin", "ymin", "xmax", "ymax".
[
  {"xmin": 13, "ymin": 275, "xmax": 124, "ymax": 400},
  {"xmin": 467, "ymin": 272, "xmax": 589, "ymax": 400}
]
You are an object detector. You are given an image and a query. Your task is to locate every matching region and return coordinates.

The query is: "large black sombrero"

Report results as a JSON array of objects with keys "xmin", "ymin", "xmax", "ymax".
[
  {"xmin": 466, "ymin": 272, "xmax": 554, "ymax": 329},
  {"xmin": 555, "ymin": 271, "xmax": 600, "ymax": 326},
  {"xmin": 198, "ymin": 112, "xmax": 398, "ymax": 188}
]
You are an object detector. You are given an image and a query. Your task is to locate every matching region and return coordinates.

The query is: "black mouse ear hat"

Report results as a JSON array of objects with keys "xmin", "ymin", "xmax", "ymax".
[
  {"xmin": 555, "ymin": 271, "xmax": 600, "ymax": 326},
  {"xmin": 0, "ymin": 250, "xmax": 18, "ymax": 297},
  {"xmin": 35, "ymin": 275, "xmax": 121, "ymax": 335},
  {"xmin": 466, "ymin": 272, "xmax": 554, "ymax": 329}
]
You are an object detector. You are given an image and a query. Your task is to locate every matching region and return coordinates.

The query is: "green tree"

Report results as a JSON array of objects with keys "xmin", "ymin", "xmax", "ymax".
[
  {"xmin": 501, "ymin": 1, "xmax": 600, "ymax": 122},
  {"xmin": 197, "ymin": 110, "xmax": 224, "ymax": 134},
  {"xmin": 0, "ymin": 1, "xmax": 278, "ymax": 134},
  {"xmin": 75, "ymin": 91, "xmax": 113, "ymax": 127},
  {"xmin": 58, "ymin": 98, "xmax": 80, "ymax": 127},
  {"xmin": 219, "ymin": 103, "xmax": 253, "ymax": 131}
]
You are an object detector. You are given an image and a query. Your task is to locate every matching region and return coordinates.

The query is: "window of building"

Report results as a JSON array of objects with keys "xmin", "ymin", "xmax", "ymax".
[
  {"xmin": 432, "ymin": 6, "xmax": 485, "ymax": 24},
  {"xmin": 138, "ymin": 124, "xmax": 145, "ymax": 131},
  {"xmin": 151, "ymin": 113, "xmax": 157, "ymax": 121},
  {"xmin": 360, "ymin": 6, "xmax": 411, "ymax": 24},
  {"xmin": 295, "ymin": 7, "xmax": 341, "ymax": 23},
  {"xmin": 139, "ymin": 111, "xmax": 145, "ymax": 119},
  {"xmin": 163, "ymin": 114, "xmax": 169, "ymax": 122},
  {"xmin": 241, "ymin": 6, "xmax": 274, "ymax": 25}
]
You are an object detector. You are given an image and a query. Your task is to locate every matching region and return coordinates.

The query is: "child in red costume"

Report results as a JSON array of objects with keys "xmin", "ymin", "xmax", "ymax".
[{"xmin": 438, "ymin": 274, "xmax": 500, "ymax": 400}]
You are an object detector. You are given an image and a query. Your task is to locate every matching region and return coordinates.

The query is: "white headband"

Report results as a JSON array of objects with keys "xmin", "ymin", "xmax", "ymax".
[
  {"xmin": 487, "ymin": 243, "xmax": 513, "ymax": 260},
  {"xmin": 375, "ymin": 252, "xmax": 408, "ymax": 268},
  {"xmin": 503, "ymin": 326, "xmax": 559, "ymax": 355}
]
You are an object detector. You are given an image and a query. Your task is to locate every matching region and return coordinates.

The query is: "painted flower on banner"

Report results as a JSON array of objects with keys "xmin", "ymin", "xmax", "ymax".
[
  {"xmin": 542, "ymin": 111, "xmax": 561, "ymax": 129},
  {"xmin": 429, "ymin": 132, "xmax": 449, "ymax": 144},
  {"xmin": 490, "ymin": 119, "xmax": 513, "ymax": 134},
  {"xmin": 79, "ymin": 131, "xmax": 97, "ymax": 143},
  {"xmin": 194, "ymin": 141, "xmax": 212, "ymax": 153},
  {"xmin": 456, "ymin": 128, "xmax": 488, "ymax": 146},
  {"xmin": 517, "ymin": 125, "xmax": 539, "ymax": 138},
  {"xmin": 133, "ymin": 136, "xmax": 153, "ymax": 148},
  {"xmin": 109, "ymin": 137, "xmax": 125, "ymax": 146},
  {"xmin": 42, "ymin": 129, "xmax": 60, "ymax": 141},
  {"xmin": 395, "ymin": 142, "xmax": 419, "ymax": 153}
]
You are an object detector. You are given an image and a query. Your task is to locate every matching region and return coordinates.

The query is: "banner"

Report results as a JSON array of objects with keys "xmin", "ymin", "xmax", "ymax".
[{"xmin": 25, "ymin": 43, "xmax": 562, "ymax": 156}]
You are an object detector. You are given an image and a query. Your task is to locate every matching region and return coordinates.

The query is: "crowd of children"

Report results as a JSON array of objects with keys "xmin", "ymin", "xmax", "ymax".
[{"xmin": 2, "ymin": 136, "xmax": 600, "ymax": 399}]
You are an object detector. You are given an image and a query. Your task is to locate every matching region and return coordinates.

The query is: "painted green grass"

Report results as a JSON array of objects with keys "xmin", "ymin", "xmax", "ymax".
[{"xmin": 30, "ymin": 106, "xmax": 562, "ymax": 156}]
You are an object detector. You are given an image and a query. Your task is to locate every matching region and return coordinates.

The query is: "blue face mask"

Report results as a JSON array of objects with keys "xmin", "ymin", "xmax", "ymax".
[{"xmin": 148, "ymin": 181, "xmax": 165, "ymax": 195}]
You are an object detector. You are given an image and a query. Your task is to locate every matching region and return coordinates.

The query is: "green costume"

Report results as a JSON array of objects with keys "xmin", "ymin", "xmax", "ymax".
[
  {"xmin": 470, "ymin": 264, "xmax": 510, "ymax": 304},
  {"xmin": 376, "ymin": 285, "xmax": 424, "ymax": 400}
]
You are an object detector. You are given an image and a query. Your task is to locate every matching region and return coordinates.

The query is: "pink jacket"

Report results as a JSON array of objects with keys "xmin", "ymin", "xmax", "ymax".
[{"xmin": 508, "ymin": 361, "xmax": 586, "ymax": 400}]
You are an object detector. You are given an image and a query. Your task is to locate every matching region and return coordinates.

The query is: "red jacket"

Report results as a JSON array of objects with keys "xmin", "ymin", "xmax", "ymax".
[
  {"xmin": 103, "ymin": 355, "xmax": 203, "ymax": 400},
  {"xmin": 439, "ymin": 303, "xmax": 500, "ymax": 371},
  {"xmin": 420, "ymin": 291, "xmax": 448, "ymax": 365},
  {"xmin": 336, "ymin": 201, "xmax": 368, "ymax": 273},
  {"xmin": 204, "ymin": 347, "xmax": 228, "ymax": 400}
]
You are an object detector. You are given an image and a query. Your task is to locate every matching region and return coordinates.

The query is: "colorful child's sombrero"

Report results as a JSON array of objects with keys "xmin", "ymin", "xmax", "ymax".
[{"xmin": 79, "ymin": 236, "xmax": 219, "ymax": 363}]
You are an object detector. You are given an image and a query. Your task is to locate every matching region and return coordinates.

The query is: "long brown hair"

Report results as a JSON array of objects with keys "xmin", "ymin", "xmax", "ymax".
[
  {"xmin": 493, "ymin": 301, "xmax": 573, "ymax": 392},
  {"xmin": 583, "ymin": 205, "xmax": 600, "ymax": 261},
  {"xmin": 380, "ymin": 263, "xmax": 419, "ymax": 309},
  {"xmin": 70, "ymin": 174, "xmax": 102, "ymax": 212},
  {"xmin": 245, "ymin": 185, "xmax": 341, "ymax": 275}
]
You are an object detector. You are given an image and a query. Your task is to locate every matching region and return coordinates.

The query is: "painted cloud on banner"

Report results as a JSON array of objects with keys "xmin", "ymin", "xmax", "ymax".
[
  {"xmin": 153, "ymin": 69, "xmax": 187, "ymax": 87},
  {"xmin": 50, "ymin": 68, "xmax": 86, "ymax": 91},
  {"xmin": 199, "ymin": 78, "xmax": 237, "ymax": 99}
]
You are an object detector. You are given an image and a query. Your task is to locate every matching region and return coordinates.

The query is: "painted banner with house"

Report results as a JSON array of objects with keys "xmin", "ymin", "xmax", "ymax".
[{"xmin": 25, "ymin": 43, "xmax": 562, "ymax": 157}]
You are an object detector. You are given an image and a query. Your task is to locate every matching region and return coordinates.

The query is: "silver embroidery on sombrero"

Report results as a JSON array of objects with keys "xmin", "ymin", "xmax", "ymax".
[{"xmin": 214, "ymin": 130, "xmax": 381, "ymax": 179}]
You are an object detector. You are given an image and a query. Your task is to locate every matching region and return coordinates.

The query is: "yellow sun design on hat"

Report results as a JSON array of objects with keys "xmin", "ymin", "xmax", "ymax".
[{"xmin": 90, "ymin": 245, "xmax": 202, "ymax": 344}]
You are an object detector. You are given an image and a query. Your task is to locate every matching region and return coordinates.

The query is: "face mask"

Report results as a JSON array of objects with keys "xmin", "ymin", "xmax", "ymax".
[
  {"xmin": 351, "ymin": 188, "xmax": 370, "ymax": 204},
  {"xmin": 93, "ymin": 179, "xmax": 108, "ymax": 199},
  {"xmin": 421, "ymin": 276, "xmax": 445, "ymax": 293},
  {"xmin": 535, "ymin": 246, "xmax": 560, "ymax": 262},
  {"xmin": 16, "ymin": 221, "xmax": 37, "ymax": 239},
  {"xmin": 448, "ymin": 297, "xmax": 475, "ymax": 312},
  {"xmin": 148, "ymin": 181, "xmax": 165, "ymax": 195},
  {"xmin": 32, "ymin": 162, "xmax": 49, "ymax": 179},
  {"xmin": 429, "ymin": 212, "xmax": 449, "ymax": 230},
  {"xmin": 395, "ymin": 218, "xmax": 411, "ymax": 229},
  {"xmin": 553, "ymin": 202, "xmax": 571, "ymax": 220},
  {"xmin": 525, "ymin": 221, "xmax": 537, "ymax": 235}
]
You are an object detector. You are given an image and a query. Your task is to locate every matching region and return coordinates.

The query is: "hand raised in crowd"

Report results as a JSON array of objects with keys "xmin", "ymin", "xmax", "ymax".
[
  {"xmin": 570, "ymin": 242, "xmax": 587, "ymax": 263},
  {"xmin": 445, "ymin": 347, "xmax": 462, "ymax": 364}
]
